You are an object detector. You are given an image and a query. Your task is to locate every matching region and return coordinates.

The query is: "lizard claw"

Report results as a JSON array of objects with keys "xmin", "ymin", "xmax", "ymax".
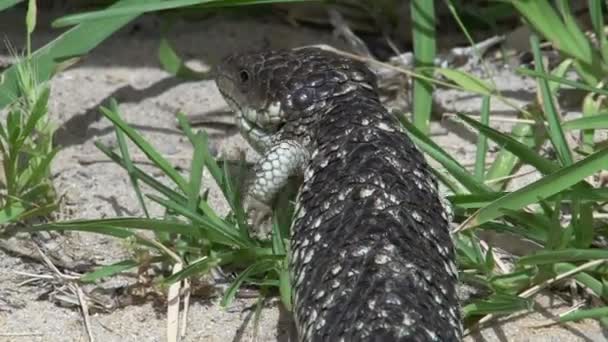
[{"xmin": 244, "ymin": 196, "xmax": 273, "ymax": 238}]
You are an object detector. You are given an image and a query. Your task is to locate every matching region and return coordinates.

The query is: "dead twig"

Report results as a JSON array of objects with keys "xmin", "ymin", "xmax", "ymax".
[
  {"xmin": 131, "ymin": 232, "xmax": 189, "ymax": 342},
  {"xmin": 328, "ymin": 8, "xmax": 373, "ymax": 59},
  {"xmin": 33, "ymin": 245, "xmax": 95, "ymax": 342}
]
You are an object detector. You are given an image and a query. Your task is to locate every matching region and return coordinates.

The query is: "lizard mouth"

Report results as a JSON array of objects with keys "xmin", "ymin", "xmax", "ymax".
[
  {"xmin": 219, "ymin": 88, "xmax": 283, "ymax": 134},
  {"xmin": 217, "ymin": 87, "xmax": 241, "ymax": 115}
]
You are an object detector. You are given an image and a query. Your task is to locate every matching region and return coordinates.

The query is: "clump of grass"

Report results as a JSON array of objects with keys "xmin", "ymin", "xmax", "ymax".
[
  {"xmin": 17, "ymin": 100, "xmax": 292, "ymax": 341},
  {"xmin": 21, "ymin": 97, "xmax": 292, "ymax": 297},
  {"xmin": 0, "ymin": 0, "xmax": 58, "ymax": 226},
  {"xmin": 399, "ymin": 0, "xmax": 608, "ymax": 333}
]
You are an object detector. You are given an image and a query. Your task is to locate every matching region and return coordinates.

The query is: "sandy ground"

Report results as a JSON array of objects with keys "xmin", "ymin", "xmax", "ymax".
[{"xmin": 0, "ymin": 7, "xmax": 606, "ymax": 342}]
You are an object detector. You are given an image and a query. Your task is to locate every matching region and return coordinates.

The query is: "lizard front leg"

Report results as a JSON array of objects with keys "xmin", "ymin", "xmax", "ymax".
[{"xmin": 246, "ymin": 140, "xmax": 310, "ymax": 234}]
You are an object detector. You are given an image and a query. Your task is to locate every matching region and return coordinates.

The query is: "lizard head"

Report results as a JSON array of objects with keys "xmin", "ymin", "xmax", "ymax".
[
  {"xmin": 215, "ymin": 49, "xmax": 291, "ymax": 131},
  {"xmin": 214, "ymin": 48, "xmax": 378, "ymax": 131}
]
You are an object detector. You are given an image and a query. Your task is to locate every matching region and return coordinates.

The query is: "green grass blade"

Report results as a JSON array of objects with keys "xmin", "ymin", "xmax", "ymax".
[
  {"xmin": 463, "ymin": 293, "xmax": 532, "ymax": 317},
  {"xmin": 0, "ymin": 121, "xmax": 8, "ymax": 145},
  {"xmin": 198, "ymin": 134, "xmax": 224, "ymax": 191},
  {"xmin": 545, "ymin": 198, "xmax": 565, "ymax": 250},
  {"xmin": 188, "ymin": 133, "xmax": 205, "ymax": 213},
  {"xmin": 589, "ymin": 0, "xmax": 608, "ymax": 63},
  {"xmin": 17, "ymin": 222, "xmax": 132, "ymax": 238},
  {"xmin": 563, "ymin": 114, "xmax": 608, "ymax": 130},
  {"xmin": 399, "ymin": 116, "xmax": 491, "ymax": 194},
  {"xmin": 110, "ymin": 101, "xmax": 150, "ymax": 218},
  {"xmin": 221, "ymin": 156, "xmax": 249, "ymax": 234},
  {"xmin": 220, "ymin": 259, "xmax": 276, "ymax": 307},
  {"xmin": 581, "ymin": 92, "xmax": 603, "ymax": 152},
  {"xmin": 457, "ymin": 114, "xmax": 557, "ymax": 174},
  {"xmin": 484, "ymin": 123, "xmax": 537, "ymax": 190},
  {"xmin": 18, "ymin": 202, "xmax": 58, "ymax": 222},
  {"xmin": 53, "ymin": 0, "xmax": 216, "ymax": 27},
  {"xmin": 162, "ymin": 250, "xmax": 273, "ymax": 285},
  {"xmin": 20, "ymin": 147, "xmax": 59, "ymax": 190},
  {"xmin": 100, "ymin": 105, "xmax": 189, "ymax": 193},
  {"xmin": 25, "ymin": 0, "xmax": 36, "ymax": 37},
  {"xmin": 147, "ymin": 194, "xmax": 249, "ymax": 247},
  {"xmin": 176, "ymin": 113, "xmax": 247, "ymax": 229},
  {"xmin": 24, "ymin": 217, "xmax": 197, "ymax": 236},
  {"xmin": 177, "ymin": 114, "xmax": 223, "ymax": 187},
  {"xmin": 0, "ymin": 0, "xmax": 140, "ymax": 109},
  {"xmin": 481, "ymin": 219, "xmax": 547, "ymax": 247},
  {"xmin": 531, "ymin": 34, "xmax": 573, "ymax": 166},
  {"xmin": 466, "ymin": 146, "xmax": 608, "ymax": 228},
  {"xmin": 172, "ymin": 119, "xmax": 243, "ymax": 237},
  {"xmin": 94, "ymin": 141, "xmax": 188, "ymax": 206},
  {"xmin": 279, "ymin": 260, "xmax": 292, "ymax": 311},
  {"xmin": 449, "ymin": 193, "xmax": 505, "ymax": 209},
  {"xmin": 555, "ymin": 0, "xmax": 601, "ymax": 86},
  {"xmin": 80, "ymin": 258, "xmax": 164, "ymax": 283},
  {"xmin": 474, "ymin": 96, "xmax": 490, "ymax": 179},
  {"xmin": 190, "ymin": 0, "xmax": 313, "ymax": 8},
  {"xmin": 7, "ymin": 109, "xmax": 22, "ymax": 150},
  {"xmin": 14, "ymin": 86, "xmax": 49, "ymax": 152},
  {"xmin": 0, "ymin": 202, "xmax": 25, "ymax": 224},
  {"xmin": 444, "ymin": 0, "xmax": 499, "ymax": 92},
  {"xmin": 548, "ymin": 59, "xmax": 573, "ymax": 95},
  {"xmin": 511, "ymin": 0, "xmax": 591, "ymax": 65},
  {"xmin": 490, "ymin": 269, "xmax": 535, "ymax": 293},
  {"xmin": 158, "ymin": 37, "xmax": 207, "ymax": 80},
  {"xmin": 410, "ymin": 0, "xmax": 435, "ymax": 134},
  {"xmin": 519, "ymin": 249, "xmax": 608, "ymax": 265},
  {"xmin": 434, "ymin": 68, "xmax": 495, "ymax": 96},
  {"xmin": 560, "ymin": 307, "xmax": 608, "ymax": 323},
  {"xmin": 116, "ymin": 128, "xmax": 149, "ymax": 217},
  {"xmin": 554, "ymin": 262, "xmax": 604, "ymax": 298},
  {"xmin": 252, "ymin": 293, "xmax": 266, "ymax": 340},
  {"xmin": 555, "ymin": 0, "xmax": 593, "ymax": 60},
  {"xmin": 196, "ymin": 194, "xmax": 233, "ymax": 236},
  {"xmin": 516, "ymin": 68, "xmax": 608, "ymax": 97},
  {"xmin": 13, "ymin": 219, "xmax": 180, "ymax": 254},
  {"xmin": 573, "ymin": 202, "xmax": 594, "ymax": 248},
  {"xmin": 271, "ymin": 211, "xmax": 289, "ymax": 256},
  {"xmin": 25, "ymin": 0, "xmax": 36, "ymax": 57},
  {"xmin": 0, "ymin": 0, "xmax": 22, "ymax": 12},
  {"xmin": 455, "ymin": 232, "xmax": 485, "ymax": 268},
  {"xmin": 433, "ymin": 167, "xmax": 468, "ymax": 194},
  {"xmin": 512, "ymin": 0, "xmax": 606, "ymax": 85},
  {"xmin": 53, "ymin": 0, "xmax": 315, "ymax": 27},
  {"xmin": 566, "ymin": 188, "xmax": 608, "ymax": 202},
  {"xmin": 163, "ymin": 254, "xmax": 224, "ymax": 285}
]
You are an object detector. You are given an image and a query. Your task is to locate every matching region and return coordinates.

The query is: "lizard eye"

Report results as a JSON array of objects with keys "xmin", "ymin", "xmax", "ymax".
[{"xmin": 239, "ymin": 69, "xmax": 250, "ymax": 83}]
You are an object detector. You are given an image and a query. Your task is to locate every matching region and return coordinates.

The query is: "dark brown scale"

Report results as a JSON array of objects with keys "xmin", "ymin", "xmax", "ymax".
[{"xmin": 215, "ymin": 48, "xmax": 462, "ymax": 342}]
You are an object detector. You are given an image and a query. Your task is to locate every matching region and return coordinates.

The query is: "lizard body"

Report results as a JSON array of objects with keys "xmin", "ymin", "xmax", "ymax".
[{"xmin": 215, "ymin": 47, "xmax": 462, "ymax": 342}]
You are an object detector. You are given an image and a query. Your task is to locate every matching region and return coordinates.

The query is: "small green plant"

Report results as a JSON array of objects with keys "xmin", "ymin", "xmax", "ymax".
[
  {"xmin": 22, "ymin": 100, "xmax": 292, "ymax": 308},
  {"xmin": 0, "ymin": 0, "xmax": 58, "ymax": 225},
  {"xmin": 0, "ymin": 61, "xmax": 57, "ymax": 224}
]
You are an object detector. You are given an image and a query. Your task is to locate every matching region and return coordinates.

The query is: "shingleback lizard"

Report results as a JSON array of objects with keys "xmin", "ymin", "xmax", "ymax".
[{"xmin": 215, "ymin": 47, "xmax": 462, "ymax": 342}]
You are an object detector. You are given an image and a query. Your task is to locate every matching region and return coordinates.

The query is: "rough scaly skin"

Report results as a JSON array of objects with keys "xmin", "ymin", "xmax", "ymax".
[{"xmin": 215, "ymin": 48, "xmax": 462, "ymax": 341}]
